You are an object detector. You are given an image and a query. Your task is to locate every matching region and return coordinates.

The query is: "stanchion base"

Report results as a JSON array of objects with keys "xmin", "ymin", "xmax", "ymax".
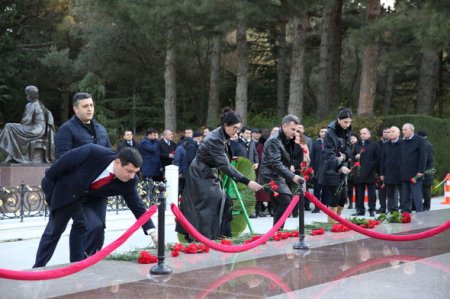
[
  {"xmin": 150, "ymin": 264, "xmax": 173, "ymax": 276},
  {"xmin": 293, "ymin": 241, "xmax": 311, "ymax": 250}
]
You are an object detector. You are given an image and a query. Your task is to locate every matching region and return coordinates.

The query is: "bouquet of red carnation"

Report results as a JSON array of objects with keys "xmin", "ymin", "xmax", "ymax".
[
  {"xmin": 300, "ymin": 162, "xmax": 314, "ymax": 182},
  {"xmin": 260, "ymin": 180, "xmax": 280, "ymax": 197}
]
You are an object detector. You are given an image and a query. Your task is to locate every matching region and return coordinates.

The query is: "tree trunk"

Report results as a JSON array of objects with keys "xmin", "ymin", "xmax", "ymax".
[
  {"xmin": 235, "ymin": 21, "xmax": 248, "ymax": 125},
  {"xmin": 416, "ymin": 48, "xmax": 439, "ymax": 115},
  {"xmin": 207, "ymin": 33, "xmax": 221, "ymax": 127},
  {"xmin": 276, "ymin": 0, "xmax": 288, "ymax": 118},
  {"xmin": 316, "ymin": 0, "xmax": 343, "ymax": 121},
  {"xmin": 164, "ymin": 27, "xmax": 177, "ymax": 131},
  {"xmin": 357, "ymin": 0, "xmax": 381, "ymax": 116},
  {"xmin": 288, "ymin": 14, "xmax": 307, "ymax": 120},
  {"xmin": 382, "ymin": 65, "xmax": 394, "ymax": 116}
]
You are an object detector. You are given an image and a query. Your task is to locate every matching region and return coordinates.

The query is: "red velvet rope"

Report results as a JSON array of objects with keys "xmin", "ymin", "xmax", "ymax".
[
  {"xmin": 305, "ymin": 191, "xmax": 450, "ymax": 241},
  {"xmin": 171, "ymin": 195, "xmax": 300, "ymax": 253},
  {"xmin": 0, "ymin": 205, "xmax": 158, "ymax": 281}
]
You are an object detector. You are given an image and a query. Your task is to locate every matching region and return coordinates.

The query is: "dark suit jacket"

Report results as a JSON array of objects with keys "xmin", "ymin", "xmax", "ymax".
[
  {"xmin": 42, "ymin": 144, "xmax": 154, "ymax": 232},
  {"xmin": 55, "ymin": 116, "xmax": 111, "ymax": 158},
  {"xmin": 353, "ymin": 139, "xmax": 379, "ymax": 184},
  {"xmin": 159, "ymin": 139, "xmax": 177, "ymax": 169},
  {"xmin": 310, "ymin": 138, "xmax": 324, "ymax": 178},
  {"xmin": 117, "ymin": 139, "xmax": 140, "ymax": 152},
  {"xmin": 400, "ymin": 134, "xmax": 427, "ymax": 181},
  {"xmin": 380, "ymin": 139, "xmax": 402, "ymax": 185}
]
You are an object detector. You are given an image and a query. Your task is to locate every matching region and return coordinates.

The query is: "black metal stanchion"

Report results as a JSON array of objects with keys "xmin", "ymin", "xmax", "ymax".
[
  {"xmin": 20, "ymin": 182, "xmax": 25, "ymax": 223},
  {"xmin": 150, "ymin": 182, "xmax": 172, "ymax": 277},
  {"xmin": 293, "ymin": 184, "xmax": 310, "ymax": 250}
]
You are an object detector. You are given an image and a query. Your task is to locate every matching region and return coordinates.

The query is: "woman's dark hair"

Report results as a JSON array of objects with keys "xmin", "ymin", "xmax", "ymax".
[
  {"xmin": 337, "ymin": 107, "xmax": 352, "ymax": 120},
  {"xmin": 220, "ymin": 107, "xmax": 241, "ymax": 126}
]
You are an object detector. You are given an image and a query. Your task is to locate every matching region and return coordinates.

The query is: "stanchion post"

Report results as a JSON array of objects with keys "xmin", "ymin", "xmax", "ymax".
[
  {"xmin": 293, "ymin": 183, "xmax": 310, "ymax": 250},
  {"xmin": 20, "ymin": 182, "xmax": 25, "ymax": 223},
  {"xmin": 150, "ymin": 182, "xmax": 172, "ymax": 276}
]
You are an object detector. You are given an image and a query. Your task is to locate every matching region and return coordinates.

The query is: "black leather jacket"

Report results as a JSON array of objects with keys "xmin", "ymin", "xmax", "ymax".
[
  {"xmin": 318, "ymin": 120, "xmax": 352, "ymax": 187},
  {"xmin": 258, "ymin": 128, "xmax": 296, "ymax": 195}
]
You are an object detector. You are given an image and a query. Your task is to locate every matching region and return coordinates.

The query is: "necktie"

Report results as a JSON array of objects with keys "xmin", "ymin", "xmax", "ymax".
[{"xmin": 90, "ymin": 173, "xmax": 115, "ymax": 190}]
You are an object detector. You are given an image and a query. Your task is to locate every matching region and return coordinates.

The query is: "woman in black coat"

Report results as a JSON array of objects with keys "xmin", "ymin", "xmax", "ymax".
[
  {"xmin": 318, "ymin": 108, "xmax": 353, "ymax": 222},
  {"xmin": 176, "ymin": 107, "xmax": 262, "ymax": 240}
]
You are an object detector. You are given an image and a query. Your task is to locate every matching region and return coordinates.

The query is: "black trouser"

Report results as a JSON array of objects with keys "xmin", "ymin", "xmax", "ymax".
[
  {"xmin": 401, "ymin": 181, "xmax": 423, "ymax": 212},
  {"xmin": 313, "ymin": 177, "xmax": 329, "ymax": 206},
  {"xmin": 34, "ymin": 199, "xmax": 106, "ymax": 268},
  {"xmin": 355, "ymin": 183, "xmax": 376, "ymax": 213},
  {"xmin": 347, "ymin": 179, "xmax": 355, "ymax": 206},
  {"xmin": 324, "ymin": 185, "xmax": 347, "ymax": 208},
  {"xmin": 422, "ymin": 184, "xmax": 432, "ymax": 211},
  {"xmin": 271, "ymin": 193, "xmax": 292, "ymax": 230},
  {"xmin": 378, "ymin": 185, "xmax": 387, "ymax": 212},
  {"xmin": 385, "ymin": 184, "xmax": 401, "ymax": 212}
]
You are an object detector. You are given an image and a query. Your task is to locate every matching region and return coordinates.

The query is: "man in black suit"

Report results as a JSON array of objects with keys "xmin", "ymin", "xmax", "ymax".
[
  {"xmin": 380, "ymin": 126, "xmax": 402, "ymax": 212},
  {"xmin": 55, "ymin": 92, "xmax": 112, "ymax": 263},
  {"xmin": 353, "ymin": 128, "xmax": 379, "ymax": 217},
  {"xmin": 416, "ymin": 130, "xmax": 434, "ymax": 211},
  {"xmin": 400, "ymin": 123, "xmax": 427, "ymax": 213},
  {"xmin": 117, "ymin": 130, "xmax": 140, "ymax": 152},
  {"xmin": 159, "ymin": 129, "xmax": 177, "ymax": 177},
  {"xmin": 33, "ymin": 144, "xmax": 156, "ymax": 268},
  {"xmin": 310, "ymin": 127, "xmax": 329, "ymax": 213}
]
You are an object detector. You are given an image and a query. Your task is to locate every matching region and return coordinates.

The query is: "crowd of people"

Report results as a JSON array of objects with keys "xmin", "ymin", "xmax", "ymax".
[{"xmin": 28, "ymin": 90, "xmax": 435, "ymax": 267}]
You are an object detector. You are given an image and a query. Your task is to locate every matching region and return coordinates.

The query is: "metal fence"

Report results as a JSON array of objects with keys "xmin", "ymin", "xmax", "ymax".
[{"xmin": 0, "ymin": 179, "xmax": 159, "ymax": 222}]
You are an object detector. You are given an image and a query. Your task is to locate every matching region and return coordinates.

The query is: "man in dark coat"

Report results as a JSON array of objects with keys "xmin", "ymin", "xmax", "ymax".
[
  {"xmin": 237, "ymin": 126, "xmax": 260, "ymax": 170},
  {"xmin": 353, "ymin": 128, "xmax": 379, "ymax": 217},
  {"xmin": 140, "ymin": 128, "xmax": 162, "ymax": 181},
  {"xmin": 259, "ymin": 115, "xmax": 304, "ymax": 229},
  {"xmin": 54, "ymin": 92, "xmax": 112, "ymax": 263},
  {"xmin": 376, "ymin": 127, "xmax": 390, "ymax": 213},
  {"xmin": 416, "ymin": 130, "xmax": 434, "ymax": 211},
  {"xmin": 310, "ymin": 127, "xmax": 329, "ymax": 213},
  {"xmin": 159, "ymin": 129, "xmax": 177, "ymax": 177},
  {"xmin": 117, "ymin": 130, "xmax": 140, "ymax": 152},
  {"xmin": 33, "ymin": 144, "xmax": 156, "ymax": 268},
  {"xmin": 380, "ymin": 126, "xmax": 402, "ymax": 212},
  {"xmin": 400, "ymin": 123, "xmax": 427, "ymax": 213}
]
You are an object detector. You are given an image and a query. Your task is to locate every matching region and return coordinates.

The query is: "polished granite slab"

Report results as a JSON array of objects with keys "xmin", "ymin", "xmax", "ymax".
[{"xmin": 1, "ymin": 209, "xmax": 449, "ymax": 299}]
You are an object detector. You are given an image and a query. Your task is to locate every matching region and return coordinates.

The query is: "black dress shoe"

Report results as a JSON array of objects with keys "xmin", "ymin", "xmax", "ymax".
[
  {"xmin": 311, "ymin": 208, "xmax": 320, "ymax": 213},
  {"xmin": 369, "ymin": 211, "xmax": 375, "ymax": 217},
  {"xmin": 376, "ymin": 209, "xmax": 386, "ymax": 214},
  {"xmin": 256, "ymin": 211, "xmax": 267, "ymax": 217},
  {"xmin": 351, "ymin": 212, "xmax": 365, "ymax": 216},
  {"xmin": 348, "ymin": 204, "xmax": 353, "ymax": 209},
  {"xmin": 249, "ymin": 213, "xmax": 257, "ymax": 218}
]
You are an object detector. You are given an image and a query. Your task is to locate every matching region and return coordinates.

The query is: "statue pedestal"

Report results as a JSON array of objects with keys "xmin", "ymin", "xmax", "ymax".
[{"xmin": 0, "ymin": 164, "xmax": 49, "ymax": 188}]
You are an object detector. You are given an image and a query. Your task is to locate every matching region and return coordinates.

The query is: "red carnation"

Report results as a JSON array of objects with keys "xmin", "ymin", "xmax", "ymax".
[
  {"xmin": 220, "ymin": 239, "xmax": 233, "ymax": 245},
  {"xmin": 300, "ymin": 162, "xmax": 307, "ymax": 168},
  {"xmin": 304, "ymin": 175, "xmax": 310, "ymax": 182},
  {"xmin": 353, "ymin": 162, "xmax": 361, "ymax": 167},
  {"xmin": 171, "ymin": 250, "xmax": 180, "ymax": 257},
  {"xmin": 137, "ymin": 250, "xmax": 158, "ymax": 264},
  {"xmin": 410, "ymin": 177, "xmax": 417, "ymax": 184},
  {"xmin": 401, "ymin": 212, "xmax": 411, "ymax": 223},
  {"xmin": 273, "ymin": 191, "xmax": 279, "ymax": 197}
]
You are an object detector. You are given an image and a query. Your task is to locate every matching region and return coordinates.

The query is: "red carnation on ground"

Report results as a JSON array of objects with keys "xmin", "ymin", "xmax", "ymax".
[
  {"xmin": 171, "ymin": 250, "xmax": 180, "ymax": 257},
  {"xmin": 310, "ymin": 227, "xmax": 325, "ymax": 236},
  {"xmin": 220, "ymin": 239, "xmax": 233, "ymax": 245},
  {"xmin": 401, "ymin": 212, "xmax": 411, "ymax": 223},
  {"xmin": 137, "ymin": 250, "xmax": 158, "ymax": 264}
]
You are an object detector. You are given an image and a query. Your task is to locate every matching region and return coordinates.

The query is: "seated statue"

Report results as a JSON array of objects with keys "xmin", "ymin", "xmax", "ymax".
[{"xmin": 0, "ymin": 85, "xmax": 55, "ymax": 164}]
